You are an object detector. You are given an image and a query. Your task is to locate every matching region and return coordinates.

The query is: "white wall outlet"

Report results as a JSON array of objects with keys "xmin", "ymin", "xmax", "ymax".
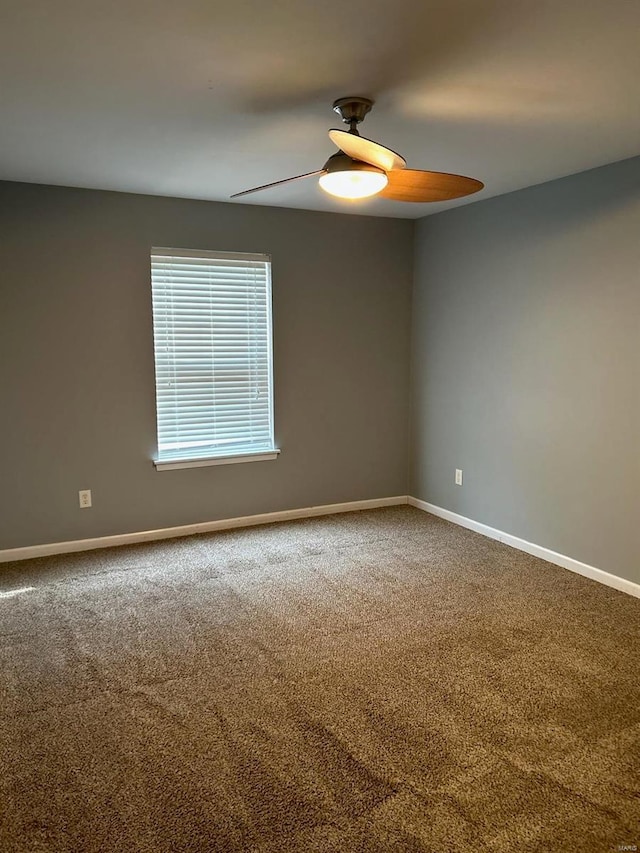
[
  {"xmin": 79, "ymin": 489, "xmax": 92, "ymax": 508},
  {"xmin": 455, "ymin": 469, "xmax": 463, "ymax": 486}
]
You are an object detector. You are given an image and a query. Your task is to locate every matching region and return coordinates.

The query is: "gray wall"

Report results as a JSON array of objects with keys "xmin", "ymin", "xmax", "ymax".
[
  {"xmin": 0, "ymin": 181, "xmax": 413, "ymax": 549},
  {"xmin": 410, "ymin": 156, "xmax": 640, "ymax": 585}
]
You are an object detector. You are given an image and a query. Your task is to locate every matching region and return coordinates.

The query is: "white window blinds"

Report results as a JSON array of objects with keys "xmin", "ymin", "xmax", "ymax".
[{"xmin": 151, "ymin": 248, "xmax": 275, "ymax": 466}]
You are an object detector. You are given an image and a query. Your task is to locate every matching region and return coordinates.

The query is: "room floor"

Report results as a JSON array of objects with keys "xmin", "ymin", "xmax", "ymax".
[{"xmin": 1, "ymin": 507, "xmax": 638, "ymax": 852}]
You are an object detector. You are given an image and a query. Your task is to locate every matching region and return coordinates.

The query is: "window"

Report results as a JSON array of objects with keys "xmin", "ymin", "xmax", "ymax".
[{"xmin": 150, "ymin": 248, "xmax": 278, "ymax": 470}]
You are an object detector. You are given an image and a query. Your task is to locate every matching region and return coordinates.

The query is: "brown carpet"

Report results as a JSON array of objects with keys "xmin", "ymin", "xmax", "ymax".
[{"xmin": 1, "ymin": 506, "xmax": 638, "ymax": 852}]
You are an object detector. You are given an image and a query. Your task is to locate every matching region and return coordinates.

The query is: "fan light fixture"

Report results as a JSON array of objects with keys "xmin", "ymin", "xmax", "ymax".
[
  {"xmin": 231, "ymin": 96, "xmax": 484, "ymax": 205},
  {"xmin": 318, "ymin": 152, "xmax": 388, "ymax": 200}
]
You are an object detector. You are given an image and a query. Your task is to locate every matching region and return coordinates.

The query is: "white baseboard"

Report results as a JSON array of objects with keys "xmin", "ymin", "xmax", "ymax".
[
  {"xmin": 408, "ymin": 497, "xmax": 640, "ymax": 599},
  {"xmin": 0, "ymin": 496, "xmax": 409, "ymax": 564},
  {"xmin": 3, "ymin": 495, "xmax": 637, "ymax": 600}
]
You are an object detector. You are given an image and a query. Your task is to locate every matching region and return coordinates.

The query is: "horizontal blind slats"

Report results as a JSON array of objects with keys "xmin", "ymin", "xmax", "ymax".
[{"xmin": 151, "ymin": 249, "xmax": 274, "ymax": 462}]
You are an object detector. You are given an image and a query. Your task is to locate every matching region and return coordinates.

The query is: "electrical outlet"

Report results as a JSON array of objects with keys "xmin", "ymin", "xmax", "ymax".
[
  {"xmin": 79, "ymin": 489, "xmax": 92, "ymax": 508},
  {"xmin": 455, "ymin": 469, "xmax": 463, "ymax": 486}
]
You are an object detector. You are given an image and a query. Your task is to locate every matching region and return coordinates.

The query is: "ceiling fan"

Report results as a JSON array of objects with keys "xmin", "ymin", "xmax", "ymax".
[{"xmin": 231, "ymin": 97, "xmax": 484, "ymax": 203}]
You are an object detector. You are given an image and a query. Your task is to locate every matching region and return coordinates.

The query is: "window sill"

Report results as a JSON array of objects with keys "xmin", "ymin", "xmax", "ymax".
[{"xmin": 154, "ymin": 449, "xmax": 280, "ymax": 471}]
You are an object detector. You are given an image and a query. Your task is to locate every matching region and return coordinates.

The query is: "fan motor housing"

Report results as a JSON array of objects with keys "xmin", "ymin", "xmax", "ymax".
[{"xmin": 321, "ymin": 151, "xmax": 384, "ymax": 175}]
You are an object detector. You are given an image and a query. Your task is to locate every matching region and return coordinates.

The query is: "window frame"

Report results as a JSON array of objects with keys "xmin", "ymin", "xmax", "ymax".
[{"xmin": 150, "ymin": 247, "xmax": 279, "ymax": 471}]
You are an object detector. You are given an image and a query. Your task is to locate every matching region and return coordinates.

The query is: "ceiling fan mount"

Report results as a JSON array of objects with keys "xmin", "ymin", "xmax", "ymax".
[
  {"xmin": 231, "ymin": 97, "xmax": 484, "ymax": 204},
  {"xmin": 331, "ymin": 96, "xmax": 373, "ymax": 134}
]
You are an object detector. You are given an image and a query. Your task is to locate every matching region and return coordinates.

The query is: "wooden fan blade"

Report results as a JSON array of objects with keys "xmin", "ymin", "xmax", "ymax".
[
  {"xmin": 380, "ymin": 169, "xmax": 484, "ymax": 202},
  {"xmin": 328, "ymin": 130, "xmax": 406, "ymax": 172},
  {"xmin": 231, "ymin": 170, "xmax": 324, "ymax": 198}
]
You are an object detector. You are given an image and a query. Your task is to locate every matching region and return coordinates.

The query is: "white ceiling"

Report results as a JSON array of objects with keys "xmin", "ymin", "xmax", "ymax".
[{"xmin": 1, "ymin": 0, "xmax": 639, "ymax": 219}]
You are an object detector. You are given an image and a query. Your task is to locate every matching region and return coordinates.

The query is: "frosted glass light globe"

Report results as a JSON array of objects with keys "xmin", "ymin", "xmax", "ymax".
[{"xmin": 319, "ymin": 168, "xmax": 388, "ymax": 200}]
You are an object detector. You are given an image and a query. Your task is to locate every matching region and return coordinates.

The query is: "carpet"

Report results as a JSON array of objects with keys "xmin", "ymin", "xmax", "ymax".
[{"xmin": 1, "ymin": 506, "xmax": 638, "ymax": 852}]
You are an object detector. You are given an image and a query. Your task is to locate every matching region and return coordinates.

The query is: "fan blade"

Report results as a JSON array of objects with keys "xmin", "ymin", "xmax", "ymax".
[
  {"xmin": 328, "ymin": 130, "xmax": 406, "ymax": 172},
  {"xmin": 379, "ymin": 170, "xmax": 484, "ymax": 202},
  {"xmin": 231, "ymin": 170, "xmax": 324, "ymax": 198}
]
